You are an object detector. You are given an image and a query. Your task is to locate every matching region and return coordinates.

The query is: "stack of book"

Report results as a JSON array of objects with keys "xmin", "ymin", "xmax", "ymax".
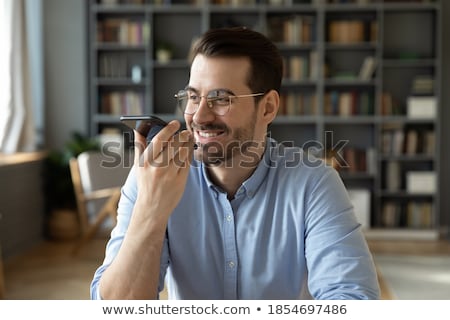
[
  {"xmin": 407, "ymin": 75, "xmax": 436, "ymax": 119},
  {"xmin": 100, "ymin": 91, "xmax": 144, "ymax": 115},
  {"xmin": 328, "ymin": 20, "xmax": 364, "ymax": 44},
  {"xmin": 381, "ymin": 124, "xmax": 436, "ymax": 156},
  {"xmin": 267, "ymin": 15, "xmax": 316, "ymax": 44},
  {"xmin": 279, "ymin": 93, "xmax": 317, "ymax": 116},
  {"xmin": 97, "ymin": 19, "xmax": 149, "ymax": 46},
  {"xmin": 382, "ymin": 201, "xmax": 433, "ymax": 229},
  {"xmin": 324, "ymin": 91, "xmax": 373, "ymax": 116}
]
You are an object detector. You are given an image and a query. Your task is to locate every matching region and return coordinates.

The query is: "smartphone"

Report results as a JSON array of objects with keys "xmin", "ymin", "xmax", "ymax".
[{"xmin": 120, "ymin": 115, "xmax": 168, "ymax": 143}]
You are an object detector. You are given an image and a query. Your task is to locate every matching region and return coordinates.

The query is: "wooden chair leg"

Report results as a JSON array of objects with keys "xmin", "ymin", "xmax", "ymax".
[{"xmin": 72, "ymin": 191, "xmax": 121, "ymax": 255}]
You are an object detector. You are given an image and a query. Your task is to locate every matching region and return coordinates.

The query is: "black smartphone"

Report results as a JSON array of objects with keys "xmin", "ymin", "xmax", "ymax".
[{"xmin": 120, "ymin": 115, "xmax": 168, "ymax": 143}]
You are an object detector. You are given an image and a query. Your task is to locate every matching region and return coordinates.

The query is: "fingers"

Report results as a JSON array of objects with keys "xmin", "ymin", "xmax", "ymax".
[
  {"xmin": 135, "ymin": 120, "xmax": 194, "ymax": 169},
  {"xmin": 133, "ymin": 129, "xmax": 147, "ymax": 166},
  {"xmin": 148, "ymin": 130, "xmax": 193, "ymax": 169},
  {"xmin": 149, "ymin": 121, "xmax": 181, "ymax": 161},
  {"xmin": 165, "ymin": 130, "xmax": 194, "ymax": 170}
]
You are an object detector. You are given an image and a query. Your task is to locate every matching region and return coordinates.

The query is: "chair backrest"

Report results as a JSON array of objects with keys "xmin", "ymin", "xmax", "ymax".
[
  {"xmin": 77, "ymin": 151, "xmax": 129, "ymax": 193},
  {"xmin": 70, "ymin": 151, "xmax": 130, "ymax": 232}
]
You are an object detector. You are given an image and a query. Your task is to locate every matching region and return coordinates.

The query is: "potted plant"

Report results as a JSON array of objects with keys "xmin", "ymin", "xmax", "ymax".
[
  {"xmin": 155, "ymin": 41, "xmax": 174, "ymax": 64},
  {"xmin": 44, "ymin": 132, "xmax": 100, "ymax": 240}
]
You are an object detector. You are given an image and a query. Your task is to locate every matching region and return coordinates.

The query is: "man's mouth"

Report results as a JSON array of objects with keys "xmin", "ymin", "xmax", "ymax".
[{"xmin": 197, "ymin": 130, "xmax": 224, "ymax": 138}]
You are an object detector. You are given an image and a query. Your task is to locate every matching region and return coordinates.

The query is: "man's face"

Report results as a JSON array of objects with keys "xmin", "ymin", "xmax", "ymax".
[{"xmin": 184, "ymin": 54, "xmax": 267, "ymax": 166}]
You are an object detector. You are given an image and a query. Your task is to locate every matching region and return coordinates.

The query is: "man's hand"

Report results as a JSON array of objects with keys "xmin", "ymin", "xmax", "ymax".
[{"xmin": 133, "ymin": 120, "xmax": 194, "ymax": 221}]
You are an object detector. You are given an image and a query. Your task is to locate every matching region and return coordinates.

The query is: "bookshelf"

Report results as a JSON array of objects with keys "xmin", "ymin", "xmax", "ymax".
[{"xmin": 87, "ymin": 0, "xmax": 441, "ymax": 240}]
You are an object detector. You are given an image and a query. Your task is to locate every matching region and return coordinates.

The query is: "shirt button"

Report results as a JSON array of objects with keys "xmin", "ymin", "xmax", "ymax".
[
  {"xmin": 226, "ymin": 215, "xmax": 232, "ymax": 222},
  {"xmin": 228, "ymin": 261, "xmax": 235, "ymax": 268}
]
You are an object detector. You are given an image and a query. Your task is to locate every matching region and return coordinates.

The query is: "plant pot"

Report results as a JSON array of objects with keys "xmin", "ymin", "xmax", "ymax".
[{"xmin": 47, "ymin": 209, "xmax": 80, "ymax": 241}]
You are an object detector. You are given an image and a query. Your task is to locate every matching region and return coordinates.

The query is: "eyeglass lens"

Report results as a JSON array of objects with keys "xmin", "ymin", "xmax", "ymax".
[{"xmin": 176, "ymin": 89, "xmax": 231, "ymax": 115}]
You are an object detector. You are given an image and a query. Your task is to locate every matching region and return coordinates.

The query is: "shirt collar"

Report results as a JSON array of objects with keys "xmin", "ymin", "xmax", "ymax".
[{"xmin": 200, "ymin": 138, "xmax": 274, "ymax": 199}]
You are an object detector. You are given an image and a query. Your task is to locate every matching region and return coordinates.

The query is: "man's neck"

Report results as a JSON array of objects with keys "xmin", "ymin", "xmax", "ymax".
[{"xmin": 206, "ymin": 146, "xmax": 265, "ymax": 200}]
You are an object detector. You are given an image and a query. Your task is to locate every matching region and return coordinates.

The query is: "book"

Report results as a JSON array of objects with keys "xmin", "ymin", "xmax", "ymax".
[
  {"xmin": 381, "ymin": 92, "xmax": 402, "ymax": 115},
  {"xmin": 359, "ymin": 56, "xmax": 376, "ymax": 80},
  {"xmin": 329, "ymin": 20, "xmax": 364, "ymax": 44},
  {"xmin": 100, "ymin": 91, "xmax": 144, "ymax": 115},
  {"xmin": 283, "ymin": 16, "xmax": 303, "ymax": 44},
  {"xmin": 392, "ymin": 129, "xmax": 405, "ymax": 155},
  {"xmin": 283, "ymin": 15, "xmax": 315, "ymax": 44},
  {"xmin": 338, "ymin": 92, "xmax": 353, "ymax": 116},
  {"xmin": 366, "ymin": 148, "xmax": 376, "ymax": 175},
  {"xmin": 407, "ymin": 96, "xmax": 437, "ymax": 119},
  {"xmin": 285, "ymin": 94, "xmax": 297, "ymax": 115},
  {"xmin": 406, "ymin": 171, "xmax": 436, "ymax": 194},
  {"xmin": 309, "ymin": 50, "xmax": 319, "ymax": 80},
  {"xmin": 290, "ymin": 56, "xmax": 306, "ymax": 81},
  {"xmin": 381, "ymin": 92, "xmax": 393, "ymax": 115},
  {"xmin": 423, "ymin": 131, "xmax": 436, "ymax": 155},
  {"xmin": 98, "ymin": 19, "xmax": 147, "ymax": 45},
  {"xmin": 381, "ymin": 201, "xmax": 401, "ymax": 228},
  {"xmin": 405, "ymin": 130, "xmax": 418, "ymax": 155},
  {"xmin": 385, "ymin": 161, "xmax": 401, "ymax": 191},
  {"xmin": 359, "ymin": 92, "xmax": 372, "ymax": 115},
  {"xmin": 406, "ymin": 201, "xmax": 433, "ymax": 229},
  {"xmin": 381, "ymin": 123, "xmax": 404, "ymax": 155},
  {"xmin": 411, "ymin": 75, "xmax": 434, "ymax": 95}
]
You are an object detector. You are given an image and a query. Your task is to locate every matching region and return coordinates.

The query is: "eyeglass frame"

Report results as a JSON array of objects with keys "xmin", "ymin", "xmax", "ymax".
[{"xmin": 174, "ymin": 88, "xmax": 266, "ymax": 116}]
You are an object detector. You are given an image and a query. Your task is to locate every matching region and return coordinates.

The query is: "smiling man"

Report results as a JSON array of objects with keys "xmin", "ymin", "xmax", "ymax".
[{"xmin": 91, "ymin": 27, "xmax": 380, "ymax": 300}]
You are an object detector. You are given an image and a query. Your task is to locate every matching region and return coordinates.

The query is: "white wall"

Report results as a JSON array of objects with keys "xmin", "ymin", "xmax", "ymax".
[
  {"xmin": 43, "ymin": 0, "xmax": 87, "ymax": 150},
  {"xmin": 25, "ymin": 0, "xmax": 45, "ymax": 148}
]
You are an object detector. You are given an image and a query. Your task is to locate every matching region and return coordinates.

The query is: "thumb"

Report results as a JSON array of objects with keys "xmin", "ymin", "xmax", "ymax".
[{"xmin": 133, "ymin": 129, "xmax": 147, "ymax": 167}]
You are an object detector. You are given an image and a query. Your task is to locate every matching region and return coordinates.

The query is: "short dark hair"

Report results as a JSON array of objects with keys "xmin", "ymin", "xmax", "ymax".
[{"xmin": 190, "ymin": 27, "xmax": 283, "ymax": 95}]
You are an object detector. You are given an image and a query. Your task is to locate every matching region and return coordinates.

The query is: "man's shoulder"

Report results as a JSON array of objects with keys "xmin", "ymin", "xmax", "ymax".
[
  {"xmin": 263, "ymin": 140, "xmax": 342, "ymax": 190},
  {"xmin": 264, "ymin": 140, "xmax": 328, "ymax": 172}
]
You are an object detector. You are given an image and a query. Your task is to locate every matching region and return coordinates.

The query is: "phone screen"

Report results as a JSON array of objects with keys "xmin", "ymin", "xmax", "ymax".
[{"xmin": 120, "ymin": 115, "xmax": 168, "ymax": 143}]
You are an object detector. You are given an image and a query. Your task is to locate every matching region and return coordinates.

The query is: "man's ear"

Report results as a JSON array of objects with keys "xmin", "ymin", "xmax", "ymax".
[{"xmin": 261, "ymin": 90, "xmax": 280, "ymax": 124}]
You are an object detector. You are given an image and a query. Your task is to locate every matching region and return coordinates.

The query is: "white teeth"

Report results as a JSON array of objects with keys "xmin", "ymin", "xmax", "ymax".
[{"xmin": 198, "ymin": 131, "xmax": 220, "ymax": 138}]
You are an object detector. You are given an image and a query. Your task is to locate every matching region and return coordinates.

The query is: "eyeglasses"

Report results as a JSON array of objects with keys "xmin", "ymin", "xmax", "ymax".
[{"xmin": 174, "ymin": 89, "xmax": 265, "ymax": 116}]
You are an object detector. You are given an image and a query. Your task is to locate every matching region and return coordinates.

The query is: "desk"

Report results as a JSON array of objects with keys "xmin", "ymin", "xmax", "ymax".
[{"xmin": 0, "ymin": 151, "xmax": 46, "ymax": 259}]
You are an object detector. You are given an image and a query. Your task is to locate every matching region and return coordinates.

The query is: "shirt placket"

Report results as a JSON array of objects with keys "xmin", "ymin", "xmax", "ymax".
[{"xmin": 218, "ymin": 193, "xmax": 238, "ymax": 299}]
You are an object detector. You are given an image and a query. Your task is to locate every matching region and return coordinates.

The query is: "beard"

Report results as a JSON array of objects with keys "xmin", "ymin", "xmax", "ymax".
[{"xmin": 190, "ymin": 113, "xmax": 261, "ymax": 167}]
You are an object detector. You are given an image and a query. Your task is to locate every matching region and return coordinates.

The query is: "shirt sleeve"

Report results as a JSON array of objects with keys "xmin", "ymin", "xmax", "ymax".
[
  {"xmin": 90, "ymin": 167, "xmax": 170, "ymax": 300},
  {"xmin": 90, "ymin": 167, "xmax": 135, "ymax": 300},
  {"xmin": 304, "ymin": 167, "xmax": 380, "ymax": 299}
]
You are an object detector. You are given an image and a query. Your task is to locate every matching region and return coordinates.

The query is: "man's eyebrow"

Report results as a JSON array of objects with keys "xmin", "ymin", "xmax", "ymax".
[
  {"xmin": 212, "ymin": 88, "xmax": 235, "ymax": 96},
  {"xmin": 184, "ymin": 85, "xmax": 198, "ymax": 92},
  {"xmin": 184, "ymin": 86, "xmax": 235, "ymax": 95}
]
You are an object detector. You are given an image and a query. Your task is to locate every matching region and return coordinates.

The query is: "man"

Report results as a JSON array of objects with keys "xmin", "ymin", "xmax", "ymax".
[{"xmin": 91, "ymin": 27, "xmax": 380, "ymax": 299}]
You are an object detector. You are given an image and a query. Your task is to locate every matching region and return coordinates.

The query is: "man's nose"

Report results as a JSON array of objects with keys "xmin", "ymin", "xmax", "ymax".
[{"xmin": 192, "ymin": 97, "xmax": 216, "ymax": 124}]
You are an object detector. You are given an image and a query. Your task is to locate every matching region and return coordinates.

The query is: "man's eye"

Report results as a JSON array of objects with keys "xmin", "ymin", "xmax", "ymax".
[
  {"xmin": 215, "ymin": 96, "xmax": 230, "ymax": 104},
  {"xmin": 208, "ymin": 95, "xmax": 229, "ymax": 103},
  {"xmin": 188, "ymin": 94, "xmax": 199, "ymax": 102}
]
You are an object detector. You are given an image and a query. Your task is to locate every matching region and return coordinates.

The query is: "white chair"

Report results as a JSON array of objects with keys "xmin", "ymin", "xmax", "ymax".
[{"xmin": 69, "ymin": 151, "xmax": 130, "ymax": 253}]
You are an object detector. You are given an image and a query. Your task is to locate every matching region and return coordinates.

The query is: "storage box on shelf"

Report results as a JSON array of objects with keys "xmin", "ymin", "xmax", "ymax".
[{"xmin": 87, "ymin": 0, "xmax": 441, "ymax": 240}]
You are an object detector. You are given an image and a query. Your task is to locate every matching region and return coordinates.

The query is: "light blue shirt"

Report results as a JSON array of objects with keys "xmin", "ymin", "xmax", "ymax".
[{"xmin": 91, "ymin": 138, "xmax": 380, "ymax": 299}]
